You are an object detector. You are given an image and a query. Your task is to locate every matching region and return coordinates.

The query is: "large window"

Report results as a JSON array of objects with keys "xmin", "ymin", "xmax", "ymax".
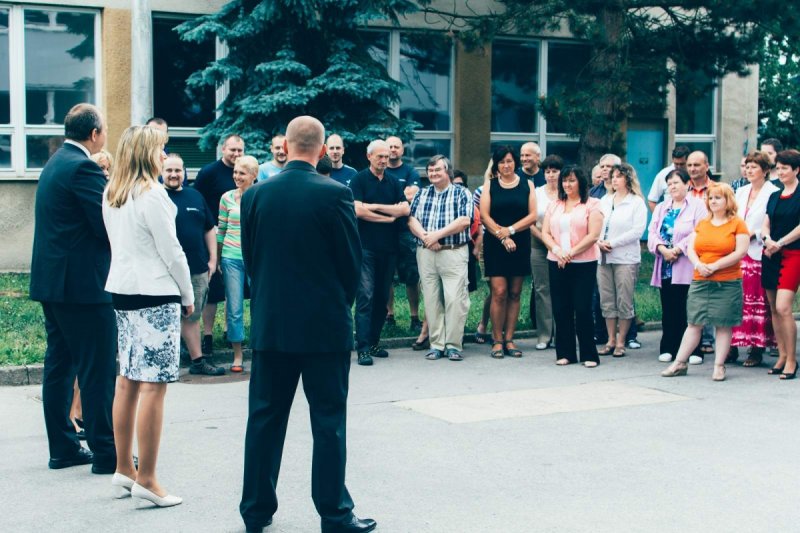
[
  {"xmin": 490, "ymin": 39, "xmax": 586, "ymax": 162},
  {"xmin": 0, "ymin": 6, "xmax": 99, "ymax": 177},
  {"xmin": 675, "ymin": 68, "xmax": 717, "ymax": 167},
  {"xmin": 152, "ymin": 14, "xmax": 218, "ymax": 170},
  {"xmin": 364, "ymin": 29, "xmax": 454, "ymax": 168}
]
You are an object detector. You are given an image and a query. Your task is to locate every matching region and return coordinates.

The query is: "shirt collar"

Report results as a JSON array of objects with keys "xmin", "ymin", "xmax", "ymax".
[{"xmin": 63, "ymin": 139, "xmax": 91, "ymax": 158}]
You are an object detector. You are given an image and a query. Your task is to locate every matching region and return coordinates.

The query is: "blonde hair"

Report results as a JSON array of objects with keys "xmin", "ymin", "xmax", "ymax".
[
  {"xmin": 484, "ymin": 158, "xmax": 494, "ymax": 181},
  {"xmin": 106, "ymin": 125, "xmax": 167, "ymax": 208},
  {"xmin": 91, "ymin": 149, "xmax": 113, "ymax": 169},
  {"xmin": 705, "ymin": 182, "xmax": 737, "ymax": 220},
  {"xmin": 611, "ymin": 163, "xmax": 643, "ymax": 198},
  {"xmin": 235, "ymin": 155, "xmax": 259, "ymax": 178}
]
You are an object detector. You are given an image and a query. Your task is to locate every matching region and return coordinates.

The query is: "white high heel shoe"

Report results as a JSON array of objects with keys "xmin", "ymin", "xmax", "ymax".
[
  {"xmin": 111, "ymin": 473, "xmax": 135, "ymax": 499},
  {"xmin": 131, "ymin": 482, "xmax": 182, "ymax": 508}
]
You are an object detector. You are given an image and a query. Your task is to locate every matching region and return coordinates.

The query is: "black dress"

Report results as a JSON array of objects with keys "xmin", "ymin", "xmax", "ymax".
[
  {"xmin": 762, "ymin": 188, "xmax": 800, "ymax": 290},
  {"xmin": 484, "ymin": 177, "xmax": 532, "ymax": 277}
]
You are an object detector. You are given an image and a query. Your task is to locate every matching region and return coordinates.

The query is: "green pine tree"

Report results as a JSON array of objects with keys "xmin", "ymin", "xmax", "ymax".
[{"xmin": 178, "ymin": 0, "xmax": 420, "ymax": 161}]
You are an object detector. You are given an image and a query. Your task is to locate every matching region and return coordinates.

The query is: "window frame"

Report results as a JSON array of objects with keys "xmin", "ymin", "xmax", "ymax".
[
  {"xmin": 674, "ymin": 85, "xmax": 719, "ymax": 170},
  {"xmin": 0, "ymin": 4, "xmax": 102, "ymax": 179}
]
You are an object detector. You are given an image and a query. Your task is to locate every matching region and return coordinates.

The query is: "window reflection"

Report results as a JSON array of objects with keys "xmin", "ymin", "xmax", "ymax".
[
  {"xmin": 492, "ymin": 41, "xmax": 538, "ymax": 133},
  {"xmin": 0, "ymin": 135, "xmax": 10, "ymax": 168},
  {"xmin": 405, "ymin": 139, "xmax": 451, "ymax": 170},
  {"xmin": 399, "ymin": 33, "xmax": 451, "ymax": 131},
  {"xmin": 26, "ymin": 135, "xmax": 64, "ymax": 168},
  {"xmin": 546, "ymin": 43, "xmax": 590, "ymax": 133},
  {"xmin": 361, "ymin": 30, "xmax": 389, "ymax": 68},
  {"xmin": 165, "ymin": 137, "xmax": 217, "ymax": 170},
  {"xmin": 676, "ymin": 69, "xmax": 714, "ymax": 135},
  {"xmin": 25, "ymin": 10, "xmax": 95, "ymax": 125},
  {"xmin": 153, "ymin": 16, "xmax": 215, "ymax": 128},
  {"xmin": 0, "ymin": 10, "xmax": 9, "ymax": 124}
]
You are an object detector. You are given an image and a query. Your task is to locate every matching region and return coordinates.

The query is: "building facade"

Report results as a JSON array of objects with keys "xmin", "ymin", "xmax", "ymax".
[{"xmin": 0, "ymin": 1, "xmax": 759, "ymax": 270}]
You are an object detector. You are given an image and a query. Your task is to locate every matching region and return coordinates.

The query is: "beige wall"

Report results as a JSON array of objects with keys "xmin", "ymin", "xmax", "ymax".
[
  {"xmin": 102, "ymin": 8, "xmax": 132, "ymax": 152},
  {"xmin": 718, "ymin": 67, "xmax": 759, "ymax": 183}
]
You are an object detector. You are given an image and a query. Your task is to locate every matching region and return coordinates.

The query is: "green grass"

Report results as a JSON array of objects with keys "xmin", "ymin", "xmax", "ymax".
[{"xmin": 2, "ymin": 258, "xmax": 797, "ymax": 366}]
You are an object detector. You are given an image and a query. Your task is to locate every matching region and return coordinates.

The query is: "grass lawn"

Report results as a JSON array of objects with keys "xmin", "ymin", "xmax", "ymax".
[{"xmin": 3, "ymin": 252, "xmax": 797, "ymax": 366}]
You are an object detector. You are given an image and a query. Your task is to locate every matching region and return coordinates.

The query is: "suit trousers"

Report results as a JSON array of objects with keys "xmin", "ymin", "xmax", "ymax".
[
  {"xmin": 240, "ymin": 350, "xmax": 354, "ymax": 529},
  {"xmin": 529, "ymin": 245, "xmax": 554, "ymax": 344},
  {"xmin": 416, "ymin": 246, "xmax": 470, "ymax": 350},
  {"xmin": 41, "ymin": 302, "xmax": 117, "ymax": 462},
  {"xmin": 354, "ymin": 250, "xmax": 396, "ymax": 350},
  {"xmin": 659, "ymin": 278, "xmax": 689, "ymax": 357},
  {"xmin": 549, "ymin": 261, "xmax": 599, "ymax": 363}
]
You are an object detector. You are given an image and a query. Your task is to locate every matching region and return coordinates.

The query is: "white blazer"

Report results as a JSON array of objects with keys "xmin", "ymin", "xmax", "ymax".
[
  {"xmin": 735, "ymin": 181, "xmax": 779, "ymax": 260},
  {"xmin": 103, "ymin": 183, "xmax": 194, "ymax": 305},
  {"xmin": 598, "ymin": 192, "xmax": 648, "ymax": 264}
]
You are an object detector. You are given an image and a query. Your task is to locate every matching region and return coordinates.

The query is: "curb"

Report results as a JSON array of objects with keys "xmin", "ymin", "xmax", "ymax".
[{"xmin": 4, "ymin": 314, "xmax": 800, "ymax": 387}]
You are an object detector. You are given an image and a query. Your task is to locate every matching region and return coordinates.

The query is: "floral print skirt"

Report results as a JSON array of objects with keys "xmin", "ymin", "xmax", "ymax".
[{"xmin": 116, "ymin": 303, "xmax": 181, "ymax": 383}]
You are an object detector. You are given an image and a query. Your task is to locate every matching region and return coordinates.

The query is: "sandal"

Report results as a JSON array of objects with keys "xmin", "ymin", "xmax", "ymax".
[
  {"xmin": 742, "ymin": 347, "xmax": 764, "ymax": 368},
  {"xmin": 490, "ymin": 340, "xmax": 505, "ymax": 359},
  {"xmin": 700, "ymin": 344, "xmax": 714, "ymax": 354},
  {"xmin": 230, "ymin": 364, "xmax": 244, "ymax": 373},
  {"xmin": 768, "ymin": 366, "xmax": 784, "ymax": 375},
  {"xmin": 597, "ymin": 344, "xmax": 615, "ymax": 356},
  {"xmin": 613, "ymin": 346, "xmax": 626, "ymax": 358},
  {"xmin": 503, "ymin": 340, "xmax": 523, "ymax": 358}
]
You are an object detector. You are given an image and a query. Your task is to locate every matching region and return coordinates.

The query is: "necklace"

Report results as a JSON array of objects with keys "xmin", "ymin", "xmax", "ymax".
[{"xmin": 498, "ymin": 175, "xmax": 520, "ymax": 188}]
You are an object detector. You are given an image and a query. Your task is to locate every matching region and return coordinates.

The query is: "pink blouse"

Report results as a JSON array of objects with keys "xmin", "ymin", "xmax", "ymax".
[{"xmin": 545, "ymin": 197, "xmax": 602, "ymax": 262}]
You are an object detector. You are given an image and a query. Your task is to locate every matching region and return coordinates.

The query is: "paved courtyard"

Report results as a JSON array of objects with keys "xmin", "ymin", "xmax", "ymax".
[{"xmin": 1, "ymin": 329, "xmax": 797, "ymax": 533}]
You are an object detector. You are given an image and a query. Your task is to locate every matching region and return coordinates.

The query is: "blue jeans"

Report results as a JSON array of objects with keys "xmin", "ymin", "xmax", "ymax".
[{"xmin": 221, "ymin": 257, "xmax": 247, "ymax": 343}]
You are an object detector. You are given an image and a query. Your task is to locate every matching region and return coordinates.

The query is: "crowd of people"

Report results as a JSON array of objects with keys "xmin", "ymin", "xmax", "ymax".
[{"xmin": 28, "ymin": 102, "xmax": 800, "ymax": 532}]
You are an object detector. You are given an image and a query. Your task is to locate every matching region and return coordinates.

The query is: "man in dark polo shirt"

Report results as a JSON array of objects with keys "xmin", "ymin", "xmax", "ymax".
[
  {"xmin": 517, "ymin": 141, "xmax": 545, "ymax": 187},
  {"xmin": 349, "ymin": 139, "xmax": 410, "ymax": 366},
  {"xmin": 193, "ymin": 133, "xmax": 244, "ymax": 354},
  {"xmin": 385, "ymin": 136, "xmax": 422, "ymax": 331},
  {"xmin": 164, "ymin": 154, "xmax": 225, "ymax": 376}
]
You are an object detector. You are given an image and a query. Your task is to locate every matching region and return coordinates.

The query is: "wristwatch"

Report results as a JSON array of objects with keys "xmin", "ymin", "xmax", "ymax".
[{"xmin": 508, "ymin": 226, "xmax": 516, "ymax": 235}]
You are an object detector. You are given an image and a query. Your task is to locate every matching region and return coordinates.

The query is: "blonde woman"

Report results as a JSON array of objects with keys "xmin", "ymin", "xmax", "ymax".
[
  {"xmin": 596, "ymin": 163, "xmax": 648, "ymax": 357},
  {"xmin": 218, "ymin": 155, "xmax": 259, "ymax": 372},
  {"xmin": 662, "ymin": 182, "xmax": 749, "ymax": 381},
  {"xmin": 91, "ymin": 149, "xmax": 113, "ymax": 179},
  {"xmin": 103, "ymin": 125, "xmax": 193, "ymax": 507}
]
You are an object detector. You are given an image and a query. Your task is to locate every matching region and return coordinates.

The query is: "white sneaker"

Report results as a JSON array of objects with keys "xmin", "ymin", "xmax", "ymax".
[
  {"xmin": 658, "ymin": 353, "xmax": 673, "ymax": 363},
  {"xmin": 627, "ymin": 339, "xmax": 642, "ymax": 349},
  {"xmin": 689, "ymin": 355, "xmax": 704, "ymax": 365},
  {"xmin": 535, "ymin": 342, "xmax": 549, "ymax": 350}
]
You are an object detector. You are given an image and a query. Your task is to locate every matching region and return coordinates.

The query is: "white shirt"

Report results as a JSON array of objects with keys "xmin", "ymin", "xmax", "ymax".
[
  {"xmin": 535, "ymin": 185, "xmax": 556, "ymax": 223},
  {"xmin": 103, "ymin": 183, "xmax": 194, "ymax": 304},
  {"xmin": 599, "ymin": 192, "xmax": 648, "ymax": 264},
  {"xmin": 63, "ymin": 139, "xmax": 91, "ymax": 158},
  {"xmin": 735, "ymin": 181, "xmax": 780, "ymax": 260},
  {"xmin": 647, "ymin": 164, "xmax": 675, "ymax": 203}
]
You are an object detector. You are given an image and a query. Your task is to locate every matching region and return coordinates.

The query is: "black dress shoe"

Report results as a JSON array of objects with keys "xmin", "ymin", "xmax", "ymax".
[
  {"xmin": 321, "ymin": 515, "xmax": 377, "ymax": 533},
  {"xmin": 48, "ymin": 447, "xmax": 94, "ymax": 469},
  {"xmin": 92, "ymin": 455, "xmax": 138, "ymax": 475},
  {"xmin": 245, "ymin": 517, "xmax": 272, "ymax": 532}
]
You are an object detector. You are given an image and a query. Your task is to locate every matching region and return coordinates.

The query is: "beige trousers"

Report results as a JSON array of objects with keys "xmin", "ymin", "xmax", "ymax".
[
  {"xmin": 417, "ymin": 246, "xmax": 471, "ymax": 350},
  {"xmin": 529, "ymin": 244, "xmax": 554, "ymax": 343}
]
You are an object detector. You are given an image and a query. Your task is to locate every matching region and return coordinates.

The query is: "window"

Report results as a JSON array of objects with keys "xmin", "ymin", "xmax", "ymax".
[
  {"xmin": 362, "ymin": 29, "xmax": 454, "ymax": 168},
  {"xmin": 0, "ymin": 6, "xmax": 100, "ymax": 177},
  {"xmin": 492, "ymin": 40, "xmax": 538, "ymax": 133},
  {"xmin": 152, "ymin": 14, "xmax": 218, "ymax": 170},
  {"xmin": 675, "ymin": 68, "xmax": 718, "ymax": 167}
]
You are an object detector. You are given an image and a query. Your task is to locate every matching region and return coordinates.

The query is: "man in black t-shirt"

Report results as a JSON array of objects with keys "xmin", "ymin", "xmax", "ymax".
[
  {"xmin": 385, "ymin": 136, "xmax": 423, "ymax": 331},
  {"xmin": 193, "ymin": 134, "xmax": 244, "ymax": 354},
  {"xmin": 164, "ymin": 154, "xmax": 225, "ymax": 376},
  {"xmin": 349, "ymin": 139, "xmax": 410, "ymax": 366}
]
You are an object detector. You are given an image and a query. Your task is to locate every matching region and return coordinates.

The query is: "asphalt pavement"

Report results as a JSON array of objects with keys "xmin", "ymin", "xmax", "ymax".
[{"xmin": 1, "ymin": 329, "xmax": 798, "ymax": 533}]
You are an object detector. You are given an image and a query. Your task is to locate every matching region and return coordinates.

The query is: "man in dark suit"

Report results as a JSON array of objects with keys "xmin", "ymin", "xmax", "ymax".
[
  {"xmin": 29, "ymin": 103, "xmax": 118, "ymax": 473},
  {"xmin": 239, "ymin": 116, "xmax": 375, "ymax": 533}
]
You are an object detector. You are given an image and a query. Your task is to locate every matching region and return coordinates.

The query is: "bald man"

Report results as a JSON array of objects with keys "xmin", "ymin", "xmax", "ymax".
[
  {"xmin": 686, "ymin": 150, "xmax": 711, "ymax": 199},
  {"xmin": 326, "ymin": 134, "xmax": 358, "ymax": 185},
  {"xmin": 239, "ymin": 116, "xmax": 375, "ymax": 533},
  {"xmin": 517, "ymin": 142, "xmax": 545, "ymax": 187}
]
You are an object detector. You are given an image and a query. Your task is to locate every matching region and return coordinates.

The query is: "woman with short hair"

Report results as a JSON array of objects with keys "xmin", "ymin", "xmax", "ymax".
[
  {"xmin": 728, "ymin": 151, "xmax": 779, "ymax": 367},
  {"xmin": 761, "ymin": 149, "xmax": 800, "ymax": 379},
  {"xmin": 218, "ymin": 155, "xmax": 259, "ymax": 373},
  {"xmin": 662, "ymin": 182, "xmax": 749, "ymax": 381},
  {"xmin": 103, "ymin": 125, "xmax": 194, "ymax": 507}
]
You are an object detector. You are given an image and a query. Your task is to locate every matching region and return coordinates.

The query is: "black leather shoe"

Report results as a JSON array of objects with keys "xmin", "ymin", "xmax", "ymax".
[
  {"xmin": 92, "ymin": 455, "xmax": 138, "ymax": 475},
  {"xmin": 245, "ymin": 517, "xmax": 272, "ymax": 532},
  {"xmin": 48, "ymin": 447, "xmax": 94, "ymax": 469},
  {"xmin": 321, "ymin": 515, "xmax": 377, "ymax": 533}
]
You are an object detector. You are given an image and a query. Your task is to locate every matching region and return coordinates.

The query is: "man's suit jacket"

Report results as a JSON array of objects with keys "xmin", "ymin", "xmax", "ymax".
[
  {"xmin": 241, "ymin": 160, "xmax": 362, "ymax": 353},
  {"xmin": 30, "ymin": 143, "xmax": 111, "ymax": 304}
]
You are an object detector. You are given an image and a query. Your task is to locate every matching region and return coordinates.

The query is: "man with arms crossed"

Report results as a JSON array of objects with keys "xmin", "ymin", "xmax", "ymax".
[{"xmin": 239, "ymin": 116, "xmax": 374, "ymax": 533}]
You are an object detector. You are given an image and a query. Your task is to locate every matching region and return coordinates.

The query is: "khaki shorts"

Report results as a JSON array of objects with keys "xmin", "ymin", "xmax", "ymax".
[{"xmin": 184, "ymin": 273, "xmax": 209, "ymax": 322}]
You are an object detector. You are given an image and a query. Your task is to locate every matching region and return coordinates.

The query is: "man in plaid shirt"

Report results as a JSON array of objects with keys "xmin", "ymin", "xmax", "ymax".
[{"xmin": 409, "ymin": 155, "xmax": 472, "ymax": 361}]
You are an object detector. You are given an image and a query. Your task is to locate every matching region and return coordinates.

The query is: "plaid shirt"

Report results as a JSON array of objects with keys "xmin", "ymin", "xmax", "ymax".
[{"xmin": 410, "ymin": 184, "xmax": 471, "ymax": 246}]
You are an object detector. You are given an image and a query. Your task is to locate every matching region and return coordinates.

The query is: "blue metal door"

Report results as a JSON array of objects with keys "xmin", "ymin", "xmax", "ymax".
[{"xmin": 627, "ymin": 125, "xmax": 665, "ymax": 239}]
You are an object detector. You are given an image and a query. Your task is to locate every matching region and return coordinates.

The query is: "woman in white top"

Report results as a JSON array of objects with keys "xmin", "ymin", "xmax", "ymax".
[
  {"xmin": 529, "ymin": 155, "xmax": 562, "ymax": 350},
  {"xmin": 729, "ymin": 151, "xmax": 779, "ymax": 366},
  {"xmin": 103, "ymin": 125, "xmax": 193, "ymax": 508},
  {"xmin": 596, "ymin": 163, "xmax": 648, "ymax": 357}
]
